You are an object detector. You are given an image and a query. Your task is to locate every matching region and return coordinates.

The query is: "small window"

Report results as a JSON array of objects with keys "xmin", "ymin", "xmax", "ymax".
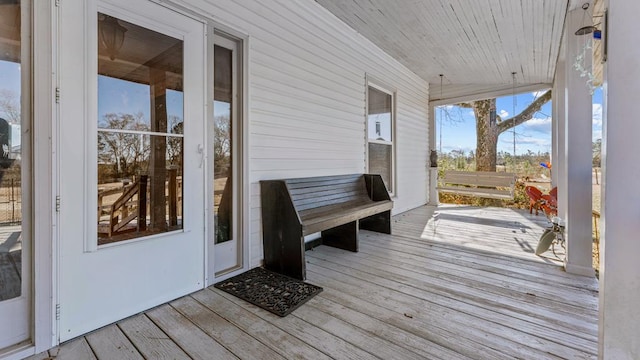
[{"xmin": 366, "ymin": 83, "xmax": 395, "ymax": 193}]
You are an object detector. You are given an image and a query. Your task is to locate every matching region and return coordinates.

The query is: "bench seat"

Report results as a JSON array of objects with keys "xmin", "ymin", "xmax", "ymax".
[
  {"xmin": 300, "ymin": 199, "xmax": 393, "ymax": 235},
  {"xmin": 261, "ymin": 174, "xmax": 392, "ymax": 280},
  {"xmin": 437, "ymin": 170, "xmax": 516, "ymax": 200}
]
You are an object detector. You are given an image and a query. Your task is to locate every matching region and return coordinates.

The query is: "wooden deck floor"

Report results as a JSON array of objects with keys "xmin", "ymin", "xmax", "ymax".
[{"xmin": 31, "ymin": 205, "xmax": 599, "ymax": 360}]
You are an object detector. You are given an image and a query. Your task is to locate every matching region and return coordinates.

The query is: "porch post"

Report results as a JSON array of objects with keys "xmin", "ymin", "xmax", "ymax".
[
  {"xmin": 149, "ymin": 68, "xmax": 168, "ymax": 231},
  {"xmin": 553, "ymin": 59, "xmax": 566, "ymax": 193},
  {"xmin": 428, "ymin": 103, "xmax": 439, "ymax": 205},
  {"xmin": 556, "ymin": 57, "xmax": 568, "ymax": 219},
  {"xmin": 562, "ymin": 7, "xmax": 594, "ymax": 277},
  {"xmin": 599, "ymin": 0, "xmax": 640, "ymax": 358}
]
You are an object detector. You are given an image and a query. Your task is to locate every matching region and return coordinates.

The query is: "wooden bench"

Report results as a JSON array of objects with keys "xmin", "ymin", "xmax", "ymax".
[
  {"xmin": 437, "ymin": 170, "xmax": 516, "ymax": 200},
  {"xmin": 260, "ymin": 174, "xmax": 393, "ymax": 280}
]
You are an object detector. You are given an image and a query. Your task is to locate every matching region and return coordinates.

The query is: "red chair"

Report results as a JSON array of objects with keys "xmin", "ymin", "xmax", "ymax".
[
  {"xmin": 525, "ymin": 186, "xmax": 543, "ymax": 215},
  {"xmin": 540, "ymin": 187, "xmax": 558, "ymax": 217}
]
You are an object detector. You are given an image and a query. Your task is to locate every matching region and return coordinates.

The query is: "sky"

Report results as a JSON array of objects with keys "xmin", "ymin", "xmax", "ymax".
[
  {"xmin": 436, "ymin": 87, "xmax": 603, "ymax": 155},
  {"xmin": 98, "ymin": 75, "xmax": 184, "ymax": 126}
]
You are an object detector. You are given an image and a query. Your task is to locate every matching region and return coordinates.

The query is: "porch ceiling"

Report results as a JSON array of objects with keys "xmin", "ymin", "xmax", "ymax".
[{"xmin": 316, "ymin": 0, "xmax": 570, "ymax": 103}]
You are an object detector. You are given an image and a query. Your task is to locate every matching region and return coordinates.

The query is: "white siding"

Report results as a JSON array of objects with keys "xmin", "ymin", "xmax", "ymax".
[{"xmin": 180, "ymin": 0, "xmax": 430, "ymax": 266}]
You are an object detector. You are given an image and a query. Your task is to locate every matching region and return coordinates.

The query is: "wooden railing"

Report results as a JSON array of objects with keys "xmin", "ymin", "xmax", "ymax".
[{"xmin": 107, "ymin": 175, "xmax": 148, "ymax": 237}]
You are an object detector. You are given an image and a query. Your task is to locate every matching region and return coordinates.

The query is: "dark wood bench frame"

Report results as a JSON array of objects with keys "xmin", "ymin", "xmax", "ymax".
[{"xmin": 260, "ymin": 174, "xmax": 393, "ymax": 280}]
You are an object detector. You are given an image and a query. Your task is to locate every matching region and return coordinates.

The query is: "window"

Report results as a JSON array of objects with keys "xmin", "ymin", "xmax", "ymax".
[
  {"xmin": 367, "ymin": 83, "xmax": 395, "ymax": 193},
  {"xmin": 96, "ymin": 13, "xmax": 184, "ymax": 244}
]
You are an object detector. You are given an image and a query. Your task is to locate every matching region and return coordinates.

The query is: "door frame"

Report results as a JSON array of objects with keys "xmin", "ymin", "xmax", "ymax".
[
  {"xmin": 206, "ymin": 22, "xmax": 250, "ymax": 285},
  {"xmin": 0, "ymin": 1, "xmax": 57, "ymax": 359},
  {"xmin": 32, "ymin": 0, "xmax": 56, "ymax": 353}
]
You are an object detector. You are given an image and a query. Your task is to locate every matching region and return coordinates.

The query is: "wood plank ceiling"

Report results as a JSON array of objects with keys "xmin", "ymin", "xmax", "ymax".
[{"xmin": 315, "ymin": 0, "xmax": 570, "ymax": 103}]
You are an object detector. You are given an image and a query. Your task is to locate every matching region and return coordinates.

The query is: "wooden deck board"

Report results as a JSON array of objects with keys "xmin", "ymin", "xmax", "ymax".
[
  {"xmin": 308, "ymin": 246, "xmax": 598, "ymax": 336},
  {"xmin": 212, "ymin": 288, "xmax": 380, "ymax": 359},
  {"xmin": 50, "ymin": 205, "xmax": 598, "ymax": 360},
  {"xmin": 168, "ymin": 295, "xmax": 281, "ymax": 360},
  {"xmin": 117, "ymin": 314, "xmax": 190, "ymax": 360},
  {"xmin": 190, "ymin": 289, "xmax": 333, "ymax": 360},
  {"xmin": 49, "ymin": 337, "xmax": 97, "ymax": 360},
  {"xmin": 306, "ymin": 247, "xmax": 597, "ymax": 358},
  {"xmin": 85, "ymin": 324, "xmax": 142, "ymax": 360},
  {"xmin": 145, "ymin": 304, "xmax": 239, "ymax": 360}
]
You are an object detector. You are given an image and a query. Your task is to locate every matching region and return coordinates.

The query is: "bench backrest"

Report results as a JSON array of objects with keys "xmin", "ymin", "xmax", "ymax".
[
  {"xmin": 441, "ymin": 170, "xmax": 516, "ymax": 188},
  {"xmin": 284, "ymin": 174, "xmax": 370, "ymax": 213}
]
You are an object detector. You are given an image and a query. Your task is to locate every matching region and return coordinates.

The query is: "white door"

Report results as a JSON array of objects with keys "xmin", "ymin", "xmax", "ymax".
[
  {"xmin": 58, "ymin": 0, "xmax": 205, "ymax": 341},
  {"xmin": 0, "ymin": 0, "xmax": 31, "ymax": 351},
  {"xmin": 209, "ymin": 33, "xmax": 244, "ymax": 277}
]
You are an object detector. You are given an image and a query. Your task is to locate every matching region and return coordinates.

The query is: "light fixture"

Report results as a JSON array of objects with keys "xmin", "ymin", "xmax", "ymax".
[
  {"xmin": 572, "ymin": 3, "xmax": 596, "ymax": 94},
  {"xmin": 99, "ymin": 14, "xmax": 127, "ymax": 61},
  {"xmin": 575, "ymin": 3, "xmax": 596, "ymax": 35}
]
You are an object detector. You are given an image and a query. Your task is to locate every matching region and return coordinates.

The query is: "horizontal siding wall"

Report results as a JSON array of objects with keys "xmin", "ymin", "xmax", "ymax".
[{"xmin": 180, "ymin": 0, "xmax": 430, "ymax": 266}]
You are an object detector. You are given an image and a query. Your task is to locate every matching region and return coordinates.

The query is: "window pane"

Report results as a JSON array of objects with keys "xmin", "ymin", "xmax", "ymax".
[
  {"xmin": 368, "ymin": 143, "xmax": 392, "ymax": 190},
  {"xmin": 0, "ymin": 1, "xmax": 23, "ymax": 301},
  {"xmin": 213, "ymin": 45, "xmax": 233, "ymax": 244},
  {"xmin": 368, "ymin": 86, "xmax": 392, "ymax": 142},
  {"xmin": 97, "ymin": 13, "xmax": 184, "ymax": 244}
]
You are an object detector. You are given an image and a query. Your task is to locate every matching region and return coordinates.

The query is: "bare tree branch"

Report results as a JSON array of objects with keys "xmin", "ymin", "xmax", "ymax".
[{"xmin": 497, "ymin": 90, "xmax": 552, "ymax": 134}]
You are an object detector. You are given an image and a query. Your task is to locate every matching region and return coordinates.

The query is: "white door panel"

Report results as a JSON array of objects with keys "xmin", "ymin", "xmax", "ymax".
[{"xmin": 58, "ymin": 0, "xmax": 205, "ymax": 341}]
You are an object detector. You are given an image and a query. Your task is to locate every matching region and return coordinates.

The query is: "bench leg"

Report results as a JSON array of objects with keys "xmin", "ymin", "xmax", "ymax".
[
  {"xmin": 321, "ymin": 220, "xmax": 358, "ymax": 252},
  {"xmin": 360, "ymin": 210, "xmax": 391, "ymax": 234}
]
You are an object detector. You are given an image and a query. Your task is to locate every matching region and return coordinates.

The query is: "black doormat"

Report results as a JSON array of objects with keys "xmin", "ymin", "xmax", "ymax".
[{"xmin": 214, "ymin": 267, "xmax": 323, "ymax": 317}]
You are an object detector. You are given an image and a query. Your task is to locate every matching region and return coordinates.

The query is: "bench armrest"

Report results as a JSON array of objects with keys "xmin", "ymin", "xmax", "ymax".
[{"xmin": 364, "ymin": 174, "xmax": 392, "ymax": 201}]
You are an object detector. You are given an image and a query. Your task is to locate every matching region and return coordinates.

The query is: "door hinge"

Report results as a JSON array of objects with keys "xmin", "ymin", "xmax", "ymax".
[
  {"xmin": 55, "ymin": 304, "xmax": 61, "ymax": 320},
  {"xmin": 55, "ymin": 196, "xmax": 60, "ymax": 212},
  {"xmin": 55, "ymin": 87, "xmax": 60, "ymax": 103},
  {"xmin": 55, "ymin": 0, "xmax": 60, "ymax": 7}
]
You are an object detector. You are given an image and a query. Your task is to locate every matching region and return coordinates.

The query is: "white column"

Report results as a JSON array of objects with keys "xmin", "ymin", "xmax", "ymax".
[
  {"xmin": 563, "ymin": 7, "xmax": 594, "ymax": 277},
  {"xmin": 556, "ymin": 58, "xmax": 568, "ymax": 219},
  {"xmin": 427, "ymin": 103, "xmax": 439, "ymax": 205},
  {"xmin": 551, "ymin": 59, "xmax": 567, "ymax": 193},
  {"xmin": 550, "ymin": 86, "xmax": 557, "ymax": 187},
  {"xmin": 599, "ymin": 0, "xmax": 640, "ymax": 358}
]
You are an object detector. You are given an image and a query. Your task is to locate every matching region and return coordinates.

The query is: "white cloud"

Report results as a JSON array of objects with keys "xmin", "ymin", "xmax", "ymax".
[
  {"xmin": 593, "ymin": 103, "xmax": 603, "ymax": 126},
  {"xmin": 518, "ymin": 137, "xmax": 551, "ymax": 146},
  {"xmin": 442, "ymin": 144, "xmax": 474, "ymax": 153},
  {"xmin": 501, "ymin": 137, "xmax": 550, "ymax": 147},
  {"xmin": 499, "ymin": 109, "xmax": 509, "ymax": 118},
  {"xmin": 468, "ymin": 110, "xmax": 475, "ymax": 116},
  {"xmin": 521, "ymin": 117, "xmax": 552, "ymax": 134}
]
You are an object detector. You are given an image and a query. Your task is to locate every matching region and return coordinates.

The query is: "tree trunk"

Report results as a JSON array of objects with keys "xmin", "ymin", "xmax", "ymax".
[{"xmin": 474, "ymin": 99, "xmax": 499, "ymax": 172}]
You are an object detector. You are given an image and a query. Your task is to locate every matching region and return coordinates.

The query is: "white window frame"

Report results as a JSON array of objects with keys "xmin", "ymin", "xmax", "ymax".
[{"xmin": 365, "ymin": 76, "xmax": 397, "ymax": 195}]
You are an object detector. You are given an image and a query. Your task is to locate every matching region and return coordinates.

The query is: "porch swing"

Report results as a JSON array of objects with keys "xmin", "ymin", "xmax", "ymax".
[{"xmin": 436, "ymin": 73, "xmax": 518, "ymax": 200}]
